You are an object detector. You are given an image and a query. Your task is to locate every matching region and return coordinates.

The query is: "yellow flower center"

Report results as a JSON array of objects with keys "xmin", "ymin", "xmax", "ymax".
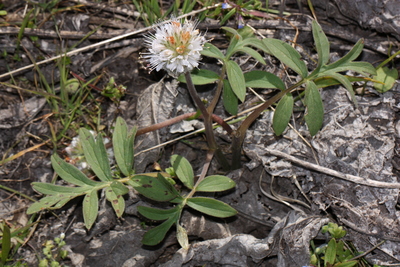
[{"xmin": 176, "ymin": 45, "xmax": 186, "ymax": 54}]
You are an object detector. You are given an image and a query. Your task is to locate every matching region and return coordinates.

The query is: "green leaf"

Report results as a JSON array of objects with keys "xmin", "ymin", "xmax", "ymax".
[
  {"xmin": 178, "ymin": 69, "xmax": 220, "ymax": 85},
  {"xmin": 223, "ymin": 27, "xmax": 242, "ymax": 57},
  {"xmin": 110, "ymin": 181, "xmax": 129, "ymax": 195},
  {"xmin": 324, "ymin": 39, "xmax": 364, "ymax": 70},
  {"xmin": 27, "ymin": 194, "xmax": 80, "ymax": 214},
  {"xmin": 326, "ymin": 72, "xmax": 357, "ymax": 105},
  {"xmin": 79, "ymin": 128, "xmax": 112, "ymax": 182},
  {"xmin": 273, "ymin": 93, "xmax": 294, "ymax": 136},
  {"xmin": 31, "ymin": 182, "xmax": 91, "ymax": 195},
  {"xmin": 142, "ymin": 213, "xmax": 179, "ymax": 246},
  {"xmin": 113, "ymin": 117, "xmax": 136, "ymax": 176},
  {"xmin": 314, "ymin": 75, "xmax": 369, "ymax": 88},
  {"xmin": 226, "ymin": 60, "xmax": 246, "ymax": 102},
  {"xmin": 137, "ymin": 206, "xmax": 180, "ymax": 221},
  {"xmin": 262, "ymin": 38, "xmax": 308, "ymax": 78},
  {"xmin": 186, "ymin": 197, "xmax": 237, "ymax": 218},
  {"xmin": 312, "ymin": 20, "xmax": 330, "ymax": 67},
  {"xmin": 196, "ymin": 175, "xmax": 236, "ymax": 192},
  {"xmin": 1, "ymin": 221, "xmax": 11, "ymax": 265},
  {"xmin": 223, "ymin": 79, "xmax": 238, "ymax": 115},
  {"xmin": 304, "ymin": 81, "xmax": 324, "ymax": 136},
  {"xmin": 241, "ymin": 38, "xmax": 270, "ymax": 53},
  {"xmin": 51, "ymin": 154, "xmax": 98, "ymax": 187},
  {"xmin": 235, "ymin": 47, "xmax": 266, "ymax": 65},
  {"xmin": 171, "ymin": 155, "xmax": 194, "ymax": 189},
  {"xmin": 220, "ymin": 8, "xmax": 236, "ymax": 25},
  {"xmin": 83, "ymin": 190, "xmax": 99, "ymax": 229},
  {"xmin": 128, "ymin": 173, "xmax": 180, "ymax": 202},
  {"xmin": 221, "ymin": 27, "xmax": 241, "ymax": 39},
  {"xmin": 325, "ymin": 238, "xmax": 337, "ymax": 266},
  {"xmin": 373, "ymin": 66, "xmax": 398, "ymax": 93},
  {"xmin": 324, "ymin": 61, "xmax": 376, "ymax": 76},
  {"xmin": 244, "ymin": 71, "xmax": 285, "ymax": 90},
  {"xmin": 105, "ymin": 182, "xmax": 128, "ymax": 217},
  {"xmin": 52, "ymin": 196, "xmax": 76, "ymax": 210},
  {"xmin": 27, "ymin": 196, "xmax": 63, "ymax": 213},
  {"xmin": 201, "ymin": 43, "xmax": 225, "ymax": 60},
  {"xmin": 237, "ymin": 26, "xmax": 255, "ymax": 39},
  {"xmin": 176, "ymin": 223, "xmax": 189, "ymax": 250}
]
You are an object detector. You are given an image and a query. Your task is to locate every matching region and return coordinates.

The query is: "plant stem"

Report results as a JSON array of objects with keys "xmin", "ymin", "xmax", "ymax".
[
  {"xmin": 207, "ymin": 65, "xmax": 226, "ymax": 114},
  {"xmin": 231, "ymin": 80, "xmax": 304, "ymax": 169},
  {"xmin": 136, "ymin": 112, "xmax": 233, "ymax": 136},
  {"xmin": 376, "ymin": 50, "xmax": 400, "ymax": 69},
  {"xmin": 184, "ymin": 72, "xmax": 231, "ymax": 170}
]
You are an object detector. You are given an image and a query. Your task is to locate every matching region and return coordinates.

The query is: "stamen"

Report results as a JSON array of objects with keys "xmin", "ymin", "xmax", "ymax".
[
  {"xmin": 182, "ymin": 32, "xmax": 190, "ymax": 42},
  {"xmin": 176, "ymin": 45, "xmax": 186, "ymax": 54},
  {"xmin": 166, "ymin": 36, "xmax": 176, "ymax": 45},
  {"xmin": 172, "ymin": 21, "xmax": 181, "ymax": 27}
]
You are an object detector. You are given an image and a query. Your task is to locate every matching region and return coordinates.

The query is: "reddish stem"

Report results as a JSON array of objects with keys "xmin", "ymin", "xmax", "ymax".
[{"xmin": 136, "ymin": 112, "xmax": 233, "ymax": 136}]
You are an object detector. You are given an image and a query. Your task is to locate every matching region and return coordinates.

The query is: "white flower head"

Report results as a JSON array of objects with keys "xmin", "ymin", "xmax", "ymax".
[{"xmin": 143, "ymin": 17, "xmax": 206, "ymax": 77}]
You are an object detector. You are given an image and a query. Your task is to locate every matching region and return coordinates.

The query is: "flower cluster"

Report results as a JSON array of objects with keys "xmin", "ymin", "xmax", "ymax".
[{"xmin": 144, "ymin": 18, "xmax": 206, "ymax": 77}]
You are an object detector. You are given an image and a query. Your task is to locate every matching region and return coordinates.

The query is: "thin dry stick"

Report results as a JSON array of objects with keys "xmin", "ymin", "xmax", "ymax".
[
  {"xmin": 269, "ymin": 175, "xmax": 311, "ymax": 209},
  {"xmin": 265, "ymin": 148, "xmax": 400, "ymax": 189},
  {"xmin": 0, "ymin": 4, "xmax": 221, "ymax": 80},
  {"xmin": 258, "ymin": 171, "xmax": 305, "ymax": 213}
]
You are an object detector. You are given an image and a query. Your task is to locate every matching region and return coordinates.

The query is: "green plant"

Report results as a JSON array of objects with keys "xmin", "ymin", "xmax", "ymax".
[
  {"xmin": 132, "ymin": 0, "xmax": 198, "ymax": 26},
  {"xmin": 309, "ymin": 222, "xmax": 365, "ymax": 267},
  {"xmin": 38, "ymin": 233, "xmax": 68, "ymax": 267},
  {"xmin": 0, "ymin": 221, "xmax": 11, "ymax": 267},
  {"xmin": 174, "ymin": 20, "xmax": 375, "ymax": 168},
  {"xmin": 27, "ymin": 117, "xmax": 236, "ymax": 247},
  {"xmin": 0, "ymin": 218, "xmax": 36, "ymax": 267}
]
